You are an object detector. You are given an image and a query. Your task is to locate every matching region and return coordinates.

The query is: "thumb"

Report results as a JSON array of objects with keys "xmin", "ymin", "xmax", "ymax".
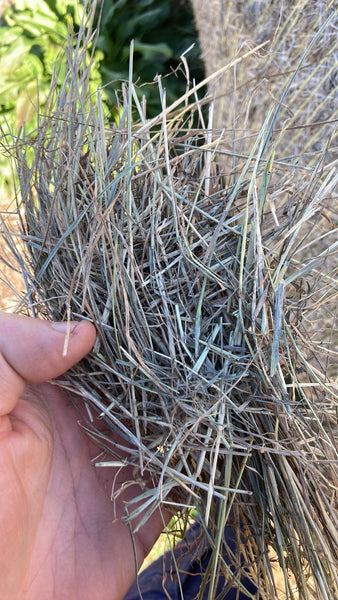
[{"xmin": 0, "ymin": 313, "xmax": 96, "ymax": 384}]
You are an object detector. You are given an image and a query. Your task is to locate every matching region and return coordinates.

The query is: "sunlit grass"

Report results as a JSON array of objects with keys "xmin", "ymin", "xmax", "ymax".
[{"xmin": 1, "ymin": 2, "xmax": 337, "ymax": 598}]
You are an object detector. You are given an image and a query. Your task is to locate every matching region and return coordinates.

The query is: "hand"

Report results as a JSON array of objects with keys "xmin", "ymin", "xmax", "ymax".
[{"xmin": 0, "ymin": 313, "xmax": 165, "ymax": 600}]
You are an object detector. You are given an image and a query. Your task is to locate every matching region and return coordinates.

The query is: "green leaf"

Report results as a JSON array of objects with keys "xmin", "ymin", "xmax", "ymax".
[
  {"xmin": 100, "ymin": 0, "xmax": 128, "ymax": 29},
  {"xmin": 118, "ymin": 7, "xmax": 170, "ymax": 44},
  {"xmin": 132, "ymin": 41, "xmax": 173, "ymax": 62},
  {"xmin": 0, "ymin": 25, "xmax": 25, "ymax": 46},
  {"xmin": 12, "ymin": 13, "xmax": 64, "ymax": 37}
]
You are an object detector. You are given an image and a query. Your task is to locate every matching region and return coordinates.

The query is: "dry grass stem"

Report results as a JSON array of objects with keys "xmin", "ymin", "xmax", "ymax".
[{"xmin": 1, "ymin": 3, "xmax": 337, "ymax": 599}]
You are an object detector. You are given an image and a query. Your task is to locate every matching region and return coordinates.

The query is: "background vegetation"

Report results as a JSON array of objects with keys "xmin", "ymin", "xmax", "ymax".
[
  {"xmin": 0, "ymin": 0, "xmax": 203, "ymax": 194},
  {"xmin": 95, "ymin": 0, "xmax": 203, "ymax": 115}
]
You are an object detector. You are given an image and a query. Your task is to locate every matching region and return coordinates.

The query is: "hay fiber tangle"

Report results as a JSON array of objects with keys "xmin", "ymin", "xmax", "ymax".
[
  {"xmin": 1, "ymin": 4, "xmax": 337, "ymax": 599},
  {"xmin": 191, "ymin": 0, "xmax": 338, "ymax": 163}
]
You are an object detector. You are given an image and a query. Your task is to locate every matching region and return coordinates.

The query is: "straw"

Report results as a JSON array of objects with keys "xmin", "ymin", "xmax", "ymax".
[{"xmin": 1, "ymin": 3, "xmax": 337, "ymax": 598}]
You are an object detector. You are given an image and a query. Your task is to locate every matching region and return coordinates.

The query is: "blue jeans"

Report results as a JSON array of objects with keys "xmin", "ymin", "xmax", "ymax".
[{"xmin": 124, "ymin": 521, "xmax": 258, "ymax": 599}]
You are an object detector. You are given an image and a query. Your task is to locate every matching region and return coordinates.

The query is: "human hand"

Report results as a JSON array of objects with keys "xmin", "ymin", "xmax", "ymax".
[{"xmin": 0, "ymin": 313, "xmax": 165, "ymax": 600}]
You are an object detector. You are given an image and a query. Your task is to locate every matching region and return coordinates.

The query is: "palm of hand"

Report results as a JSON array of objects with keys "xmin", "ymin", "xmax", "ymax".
[{"xmin": 0, "ymin": 315, "xmax": 164, "ymax": 600}]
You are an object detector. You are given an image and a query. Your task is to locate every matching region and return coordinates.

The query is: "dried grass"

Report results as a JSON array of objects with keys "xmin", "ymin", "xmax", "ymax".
[
  {"xmin": 191, "ymin": 0, "xmax": 337, "ymax": 167},
  {"xmin": 1, "ymin": 2, "xmax": 337, "ymax": 599}
]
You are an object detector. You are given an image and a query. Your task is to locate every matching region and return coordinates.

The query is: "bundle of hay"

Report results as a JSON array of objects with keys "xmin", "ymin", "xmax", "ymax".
[
  {"xmin": 2, "ymin": 3, "xmax": 337, "ymax": 599},
  {"xmin": 191, "ymin": 0, "xmax": 337, "ymax": 166}
]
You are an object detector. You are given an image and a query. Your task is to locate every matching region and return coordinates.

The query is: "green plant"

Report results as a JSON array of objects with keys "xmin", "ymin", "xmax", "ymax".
[
  {"xmin": 0, "ymin": 0, "xmax": 103, "ymax": 194},
  {"xmin": 0, "ymin": 0, "xmax": 203, "ymax": 195},
  {"xmin": 0, "ymin": 1, "xmax": 85, "ymax": 126},
  {"xmin": 95, "ymin": 0, "xmax": 204, "ymax": 116}
]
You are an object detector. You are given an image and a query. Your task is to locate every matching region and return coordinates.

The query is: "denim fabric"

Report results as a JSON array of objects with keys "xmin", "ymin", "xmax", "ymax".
[{"xmin": 124, "ymin": 522, "xmax": 258, "ymax": 600}]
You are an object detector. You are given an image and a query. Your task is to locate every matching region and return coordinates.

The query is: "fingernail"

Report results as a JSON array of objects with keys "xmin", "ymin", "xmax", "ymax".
[{"xmin": 51, "ymin": 321, "xmax": 78, "ymax": 333}]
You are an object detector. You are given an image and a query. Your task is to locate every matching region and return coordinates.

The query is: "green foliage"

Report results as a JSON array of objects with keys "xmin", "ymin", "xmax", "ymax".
[
  {"xmin": 95, "ymin": 0, "xmax": 204, "ymax": 116},
  {"xmin": 0, "ymin": 0, "xmax": 203, "ymax": 193},
  {"xmin": 0, "ymin": 0, "xmax": 92, "ymax": 193},
  {"xmin": 1, "ymin": 1, "xmax": 79, "ymax": 128}
]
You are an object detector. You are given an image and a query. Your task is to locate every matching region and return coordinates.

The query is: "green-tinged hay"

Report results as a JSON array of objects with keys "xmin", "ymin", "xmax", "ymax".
[{"xmin": 1, "ymin": 5, "xmax": 337, "ymax": 600}]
